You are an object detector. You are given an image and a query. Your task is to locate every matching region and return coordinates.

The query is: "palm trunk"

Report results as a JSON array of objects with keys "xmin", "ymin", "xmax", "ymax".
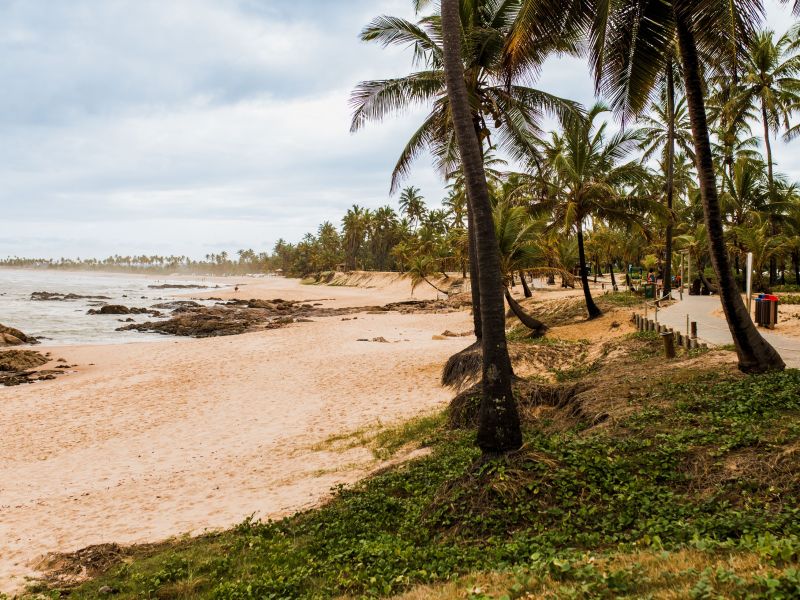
[
  {"xmin": 422, "ymin": 276, "xmax": 450, "ymax": 295},
  {"xmin": 466, "ymin": 201, "xmax": 483, "ymax": 341},
  {"xmin": 664, "ymin": 59, "xmax": 675, "ymax": 298},
  {"xmin": 520, "ymin": 272, "xmax": 533, "ymax": 297},
  {"xmin": 676, "ymin": 16, "xmax": 784, "ymax": 373},
  {"xmin": 763, "ymin": 100, "xmax": 775, "ymax": 197},
  {"xmin": 609, "ymin": 262, "xmax": 618, "ymax": 291},
  {"xmin": 504, "ymin": 287, "xmax": 546, "ymax": 337},
  {"xmin": 576, "ymin": 222, "xmax": 602, "ymax": 319},
  {"xmin": 441, "ymin": 0, "xmax": 521, "ymax": 453},
  {"xmin": 793, "ymin": 251, "xmax": 800, "ymax": 285},
  {"xmin": 762, "ymin": 100, "xmax": 779, "ymax": 286}
]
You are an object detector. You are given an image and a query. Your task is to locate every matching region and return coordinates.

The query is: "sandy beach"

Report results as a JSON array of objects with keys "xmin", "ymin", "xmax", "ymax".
[{"xmin": 0, "ymin": 274, "xmax": 471, "ymax": 592}]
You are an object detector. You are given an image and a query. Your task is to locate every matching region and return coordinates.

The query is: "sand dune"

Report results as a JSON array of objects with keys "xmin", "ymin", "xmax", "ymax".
[
  {"xmin": 0, "ymin": 276, "xmax": 471, "ymax": 592},
  {"xmin": 187, "ymin": 270, "xmax": 460, "ymax": 306}
]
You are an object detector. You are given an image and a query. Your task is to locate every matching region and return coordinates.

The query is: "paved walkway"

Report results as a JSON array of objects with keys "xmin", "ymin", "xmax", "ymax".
[{"xmin": 655, "ymin": 294, "xmax": 800, "ymax": 368}]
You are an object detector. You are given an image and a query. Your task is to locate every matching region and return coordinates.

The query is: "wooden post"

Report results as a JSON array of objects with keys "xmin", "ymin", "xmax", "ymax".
[
  {"xmin": 661, "ymin": 332, "xmax": 676, "ymax": 358},
  {"xmin": 690, "ymin": 321, "xmax": 697, "ymax": 339}
]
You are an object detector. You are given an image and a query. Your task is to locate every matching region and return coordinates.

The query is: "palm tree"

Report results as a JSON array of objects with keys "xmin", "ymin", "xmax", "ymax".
[
  {"xmin": 342, "ymin": 205, "xmax": 369, "ymax": 271},
  {"xmin": 530, "ymin": 104, "xmax": 650, "ymax": 319},
  {"xmin": 398, "ymin": 186, "xmax": 427, "ymax": 230},
  {"xmin": 733, "ymin": 213, "xmax": 789, "ymax": 291},
  {"xmin": 736, "ymin": 29, "xmax": 800, "ymax": 284},
  {"xmin": 492, "ymin": 199, "xmax": 548, "ymax": 336},
  {"xmin": 638, "ymin": 70, "xmax": 694, "ymax": 296},
  {"xmin": 441, "ymin": 0, "xmax": 521, "ymax": 454},
  {"xmin": 510, "ymin": 0, "xmax": 785, "ymax": 373},
  {"xmin": 351, "ymin": 0, "xmax": 578, "ymax": 346},
  {"xmin": 736, "ymin": 30, "xmax": 800, "ymax": 195}
]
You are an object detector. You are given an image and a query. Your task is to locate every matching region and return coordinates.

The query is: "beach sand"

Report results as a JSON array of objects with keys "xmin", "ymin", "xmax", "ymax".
[{"xmin": 0, "ymin": 274, "xmax": 471, "ymax": 592}]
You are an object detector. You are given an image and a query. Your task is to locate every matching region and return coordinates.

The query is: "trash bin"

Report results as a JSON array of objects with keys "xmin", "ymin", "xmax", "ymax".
[
  {"xmin": 754, "ymin": 296, "xmax": 763, "ymax": 326},
  {"xmin": 644, "ymin": 283, "xmax": 656, "ymax": 299},
  {"xmin": 754, "ymin": 294, "xmax": 779, "ymax": 328}
]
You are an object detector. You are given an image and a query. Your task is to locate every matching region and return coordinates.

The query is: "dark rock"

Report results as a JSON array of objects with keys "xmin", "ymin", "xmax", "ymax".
[
  {"xmin": 31, "ymin": 291, "xmax": 111, "ymax": 301},
  {"xmin": 0, "ymin": 323, "xmax": 38, "ymax": 345},
  {"xmin": 150, "ymin": 300, "xmax": 201, "ymax": 310},
  {"xmin": 1, "ymin": 349, "xmax": 52, "ymax": 386},
  {"xmin": 87, "ymin": 305, "xmax": 130, "ymax": 315}
]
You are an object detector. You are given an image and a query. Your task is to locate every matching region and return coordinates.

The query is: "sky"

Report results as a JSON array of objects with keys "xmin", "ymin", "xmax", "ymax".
[{"xmin": 0, "ymin": 0, "xmax": 797, "ymax": 259}]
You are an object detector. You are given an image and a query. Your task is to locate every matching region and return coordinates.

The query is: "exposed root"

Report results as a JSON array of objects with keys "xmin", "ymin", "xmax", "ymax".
[{"xmin": 448, "ymin": 380, "xmax": 588, "ymax": 429}]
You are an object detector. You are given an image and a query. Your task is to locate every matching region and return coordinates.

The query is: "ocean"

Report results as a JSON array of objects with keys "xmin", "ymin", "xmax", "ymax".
[{"xmin": 0, "ymin": 269, "xmax": 226, "ymax": 345}]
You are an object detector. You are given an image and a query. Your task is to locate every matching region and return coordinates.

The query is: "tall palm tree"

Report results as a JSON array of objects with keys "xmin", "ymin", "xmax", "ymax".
[
  {"xmin": 351, "ymin": 0, "xmax": 578, "ymax": 345},
  {"xmin": 638, "ymin": 68, "xmax": 694, "ymax": 296},
  {"xmin": 398, "ymin": 186, "xmax": 427, "ymax": 230},
  {"xmin": 530, "ymin": 104, "xmax": 650, "ymax": 319},
  {"xmin": 509, "ymin": 0, "xmax": 785, "ymax": 373},
  {"xmin": 342, "ymin": 205, "xmax": 369, "ymax": 271},
  {"xmin": 736, "ymin": 30, "xmax": 800, "ymax": 195},
  {"xmin": 736, "ymin": 29, "xmax": 800, "ymax": 284},
  {"xmin": 441, "ymin": 0, "xmax": 521, "ymax": 454}
]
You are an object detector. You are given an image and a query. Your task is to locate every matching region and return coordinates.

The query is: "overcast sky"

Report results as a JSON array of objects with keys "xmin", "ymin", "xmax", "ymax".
[{"xmin": 0, "ymin": 0, "xmax": 797, "ymax": 259}]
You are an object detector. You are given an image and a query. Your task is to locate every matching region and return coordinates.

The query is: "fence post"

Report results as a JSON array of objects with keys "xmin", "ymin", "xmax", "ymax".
[{"xmin": 662, "ymin": 332, "xmax": 676, "ymax": 358}]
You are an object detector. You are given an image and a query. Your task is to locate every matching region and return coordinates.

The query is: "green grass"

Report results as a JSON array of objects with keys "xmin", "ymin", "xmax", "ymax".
[
  {"xmin": 777, "ymin": 294, "xmax": 800, "ymax": 305},
  {"xmin": 25, "ymin": 369, "xmax": 800, "ymax": 599},
  {"xmin": 597, "ymin": 291, "xmax": 644, "ymax": 308}
]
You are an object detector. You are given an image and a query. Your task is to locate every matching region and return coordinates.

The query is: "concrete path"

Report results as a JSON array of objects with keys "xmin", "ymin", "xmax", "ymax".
[{"xmin": 656, "ymin": 294, "xmax": 800, "ymax": 368}]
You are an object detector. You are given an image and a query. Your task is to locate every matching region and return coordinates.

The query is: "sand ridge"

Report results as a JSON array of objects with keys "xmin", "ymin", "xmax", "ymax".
[{"xmin": 0, "ymin": 275, "xmax": 471, "ymax": 593}]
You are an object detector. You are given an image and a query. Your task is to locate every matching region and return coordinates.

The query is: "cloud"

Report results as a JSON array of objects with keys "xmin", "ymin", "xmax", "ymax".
[
  {"xmin": 0, "ymin": 0, "xmax": 446, "ymax": 257},
  {"xmin": 1, "ymin": 0, "xmax": 799, "ymax": 258}
]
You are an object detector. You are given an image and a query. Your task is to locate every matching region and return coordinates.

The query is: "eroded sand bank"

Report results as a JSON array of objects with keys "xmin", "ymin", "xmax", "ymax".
[{"xmin": 0, "ymin": 275, "xmax": 471, "ymax": 592}]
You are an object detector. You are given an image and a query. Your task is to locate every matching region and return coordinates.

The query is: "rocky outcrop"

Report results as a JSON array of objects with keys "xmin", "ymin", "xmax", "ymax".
[
  {"xmin": 150, "ymin": 301, "xmax": 201, "ymax": 310},
  {"xmin": 0, "ymin": 323, "xmax": 38, "ymax": 345},
  {"xmin": 117, "ymin": 295, "xmax": 468, "ymax": 339},
  {"xmin": 87, "ymin": 305, "xmax": 163, "ymax": 316},
  {"xmin": 117, "ymin": 306, "xmax": 276, "ymax": 337},
  {"xmin": 31, "ymin": 291, "xmax": 111, "ymax": 301},
  {"xmin": 87, "ymin": 304, "xmax": 130, "ymax": 315},
  {"xmin": 0, "ymin": 349, "xmax": 61, "ymax": 386}
]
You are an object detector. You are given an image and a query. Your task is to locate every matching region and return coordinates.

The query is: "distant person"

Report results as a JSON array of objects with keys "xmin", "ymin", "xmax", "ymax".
[
  {"xmin": 234, "ymin": 285, "xmax": 239, "ymax": 292},
  {"xmin": 647, "ymin": 269, "xmax": 656, "ymax": 284}
]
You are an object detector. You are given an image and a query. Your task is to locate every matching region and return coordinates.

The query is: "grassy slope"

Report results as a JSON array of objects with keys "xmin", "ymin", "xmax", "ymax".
[{"xmin": 19, "ymin": 329, "xmax": 800, "ymax": 599}]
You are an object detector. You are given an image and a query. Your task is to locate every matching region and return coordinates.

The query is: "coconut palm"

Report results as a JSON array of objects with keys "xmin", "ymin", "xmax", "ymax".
[
  {"xmin": 351, "ymin": 1, "xmax": 579, "ymax": 347},
  {"xmin": 637, "ymin": 69, "xmax": 694, "ymax": 297},
  {"xmin": 735, "ymin": 30, "xmax": 800, "ymax": 194},
  {"xmin": 530, "ymin": 104, "xmax": 651, "ymax": 319},
  {"xmin": 441, "ymin": 0, "xmax": 521, "ymax": 454},
  {"xmin": 509, "ymin": 0, "xmax": 785, "ymax": 372},
  {"xmin": 733, "ymin": 213, "xmax": 789, "ymax": 290},
  {"xmin": 398, "ymin": 186, "xmax": 427, "ymax": 230},
  {"xmin": 341, "ymin": 205, "xmax": 369, "ymax": 271},
  {"xmin": 492, "ymin": 199, "xmax": 548, "ymax": 336}
]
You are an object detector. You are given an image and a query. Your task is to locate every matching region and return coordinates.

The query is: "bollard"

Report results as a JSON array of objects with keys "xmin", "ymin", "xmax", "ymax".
[
  {"xmin": 690, "ymin": 321, "xmax": 697, "ymax": 339},
  {"xmin": 676, "ymin": 332, "xmax": 684, "ymax": 347},
  {"xmin": 661, "ymin": 332, "xmax": 676, "ymax": 358}
]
